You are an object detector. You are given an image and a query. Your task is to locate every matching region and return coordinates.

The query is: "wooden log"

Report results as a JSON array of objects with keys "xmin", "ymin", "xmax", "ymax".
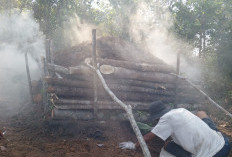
[
  {"xmin": 52, "ymin": 108, "xmax": 93, "ymax": 120},
  {"xmin": 44, "ymin": 77, "xmax": 93, "ymax": 88},
  {"xmin": 47, "ymin": 63, "xmax": 69, "ymax": 74},
  {"xmin": 47, "ymin": 86, "xmax": 93, "ymax": 98},
  {"xmin": 105, "ymin": 78, "xmax": 176, "ymax": 89},
  {"xmin": 47, "ymin": 85, "xmax": 175, "ymax": 98},
  {"xmin": 106, "ymin": 84, "xmax": 175, "ymax": 95},
  {"xmin": 47, "ymin": 86, "xmax": 174, "ymax": 102},
  {"xmin": 69, "ymin": 65, "xmax": 92, "ymax": 76},
  {"xmin": 45, "ymin": 76, "xmax": 175, "ymax": 91},
  {"xmin": 54, "ymin": 99, "xmax": 150, "ymax": 110},
  {"xmin": 100, "ymin": 65, "xmax": 176, "ymax": 83},
  {"xmin": 45, "ymin": 77, "xmax": 175, "ymax": 94},
  {"xmin": 86, "ymin": 58, "xmax": 174, "ymax": 73}
]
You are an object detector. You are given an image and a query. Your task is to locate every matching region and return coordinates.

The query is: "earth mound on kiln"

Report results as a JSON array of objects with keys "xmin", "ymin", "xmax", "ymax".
[{"xmin": 54, "ymin": 36, "xmax": 166, "ymax": 67}]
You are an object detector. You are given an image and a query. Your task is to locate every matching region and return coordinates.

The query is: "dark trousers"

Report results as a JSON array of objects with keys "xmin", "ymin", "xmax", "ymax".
[{"xmin": 164, "ymin": 118, "xmax": 231, "ymax": 157}]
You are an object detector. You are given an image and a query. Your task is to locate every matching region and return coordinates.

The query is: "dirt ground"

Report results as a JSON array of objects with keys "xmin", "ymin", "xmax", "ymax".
[
  {"xmin": 0, "ymin": 101, "xmax": 231, "ymax": 157},
  {"xmin": 0, "ymin": 101, "xmax": 163, "ymax": 157}
]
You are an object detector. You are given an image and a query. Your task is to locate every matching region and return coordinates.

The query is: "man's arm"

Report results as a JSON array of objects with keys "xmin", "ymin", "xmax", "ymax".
[{"xmin": 135, "ymin": 132, "xmax": 160, "ymax": 149}]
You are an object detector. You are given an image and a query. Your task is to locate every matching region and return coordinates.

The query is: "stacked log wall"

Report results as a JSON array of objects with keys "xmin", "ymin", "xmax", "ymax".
[{"xmin": 44, "ymin": 58, "xmax": 203, "ymax": 120}]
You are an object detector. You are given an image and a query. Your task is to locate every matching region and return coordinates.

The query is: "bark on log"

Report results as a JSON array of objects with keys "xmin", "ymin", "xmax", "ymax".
[
  {"xmin": 47, "ymin": 63, "xmax": 69, "ymax": 74},
  {"xmin": 106, "ymin": 84, "xmax": 175, "ymax": 95},
  {"xmin": 45, "ymin": 77, "xmax": 175, "ymax": 91},
  {"xmin": 47, "ymin": 86, "xmax": 93, "ymax": 98},
  {"xmin": 66, "ymin": 74, "xmax": 93, "ymax": 81},
  {"xmin": 69, "ymin": 65, "xmax": 92, "ymax": 76},
  {"xmin": 86, "ymin": 58, "xmax": 174, "ymax": 73},
  {"xmin": 47, "ymin": 86, "xmax": 175, "ymax": 102},
  {"xmin": 56, "ymin": 102, "xmax": 148, "ymax": 110},
  {"xmin": 105, "ymin": 78, "xmax": 176, "ymax": 89},
  {"xmin": 52, "ymin": 108, "xmax": 93, "ymax": 120},
  {"xmin": 100, "ymin": 65, "xmax": 176, "ymax": 83},
  {"xmin": 68, "ymin": 64, "xmax": 175, "ymax": 84},
  {"xmin": 44, "ymin": 77, "xmax": 93, "ymax": 88},
  {"xmin": 54, "ymin": 100, "xmax": 150, "ymax": 110}
]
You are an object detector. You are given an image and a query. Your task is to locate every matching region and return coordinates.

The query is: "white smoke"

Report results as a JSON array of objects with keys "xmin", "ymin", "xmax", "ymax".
[
  {"xmin": 129, "ymin": 1, "xmax": 201, "ymax": 81},
  {"xmin": 63, "ymin": 15, "xmax": 94, "ymax": 47},
  {"xmin": 0, "ymin": 10, "xmax": 45, "ymax": 115}
]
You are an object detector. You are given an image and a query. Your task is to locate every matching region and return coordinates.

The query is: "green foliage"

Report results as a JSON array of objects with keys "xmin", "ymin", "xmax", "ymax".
[
  {"xmin": 136, "ymin": 122, "xmax": 152, "ymax": 135},
  {"xmin": 170, "ymin": 0, "xmax": 224, "ymax": 57}
]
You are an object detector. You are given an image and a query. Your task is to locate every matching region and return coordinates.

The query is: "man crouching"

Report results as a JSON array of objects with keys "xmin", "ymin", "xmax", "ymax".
[{"xmin": 120, "ymin": 101, "xmax": 231, "ymax": 157}]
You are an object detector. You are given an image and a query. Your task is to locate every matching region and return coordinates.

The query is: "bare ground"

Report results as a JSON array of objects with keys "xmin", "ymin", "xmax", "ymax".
[{"xmin": 0, "ymin": 101, "xmax": 232, "ymax": 157}]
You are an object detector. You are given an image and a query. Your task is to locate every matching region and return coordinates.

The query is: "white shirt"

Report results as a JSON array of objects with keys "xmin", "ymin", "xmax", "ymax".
[{"xmin": 151, "ymin": 108, "xmax": 225, "ymax": 157}]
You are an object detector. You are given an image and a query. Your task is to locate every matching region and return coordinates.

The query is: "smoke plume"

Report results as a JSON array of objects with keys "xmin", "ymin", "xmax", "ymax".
[
  {"xmin": 129, "ymin": 1, "xmax": 202, "ymax": 81},
  {"xmin": 0, "ymin": 10, "xmax": 45, "ymax": 116}
]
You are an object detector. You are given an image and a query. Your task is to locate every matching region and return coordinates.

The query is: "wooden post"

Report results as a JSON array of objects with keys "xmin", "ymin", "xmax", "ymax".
[
  {"xmin": 41, "ymin": 56, "xmax": 48, "ymax": 114},
  {"xmin": 174, "ymin": 53, "xmax": 181, "ymax": 108},
  {"xmin": 25, "ymin": 52, "xmax": 34, "ymax": 103},
  {"xmin": 50, "ymin": 40, "xmax": 54, "ymax": 64},
  {"xmin": 92, "ymin": 29, "xmax": 98, "ymax": 119},
  {"xmin": 46, "ymin": 39, "xmax": 51, "ymax": 63},
  {"xmin": 176, "ymin": 53, "xmax": 180, "ymax": 75}
]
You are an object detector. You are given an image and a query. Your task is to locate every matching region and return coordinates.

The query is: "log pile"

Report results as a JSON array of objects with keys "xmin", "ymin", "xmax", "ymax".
[
  {"xmin": 43, "ymin": 37, "xmax": 203, "ymax": 120},
  {"xmin": 45, "ymin": 59, "xmax": 177, "ymax": 102}
]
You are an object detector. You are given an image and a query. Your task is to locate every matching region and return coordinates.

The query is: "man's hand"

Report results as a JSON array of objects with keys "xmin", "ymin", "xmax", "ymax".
[{"xmin": 119, "ymin": 141, "xmax": 135, "ymax": 150}]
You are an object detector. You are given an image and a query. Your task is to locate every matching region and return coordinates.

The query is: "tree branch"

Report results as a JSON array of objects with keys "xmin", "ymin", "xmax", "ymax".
[{"xmin": 86, "ymin": 61, "xmax": 151, "ymax": 157}]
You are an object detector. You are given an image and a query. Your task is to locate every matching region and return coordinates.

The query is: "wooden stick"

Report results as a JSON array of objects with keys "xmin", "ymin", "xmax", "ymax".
[
  {"xmin": 86, "ymin": 62, "xmax": 151, "ymax": 157},
  {"xmin": 25, "ymin": 52, "xmax": 34, "ymax": 103}
]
